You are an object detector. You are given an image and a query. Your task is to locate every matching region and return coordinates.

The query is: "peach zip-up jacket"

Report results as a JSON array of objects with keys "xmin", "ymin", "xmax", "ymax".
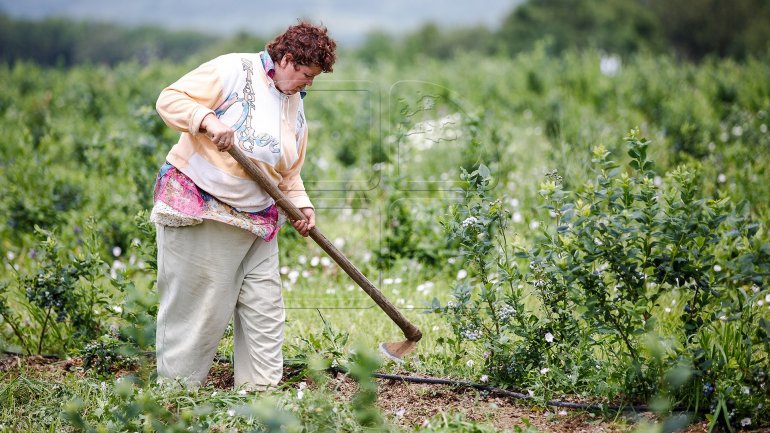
[{"xmin": 155, "ymin": 51, "xmax": 313, "ymax": 212}]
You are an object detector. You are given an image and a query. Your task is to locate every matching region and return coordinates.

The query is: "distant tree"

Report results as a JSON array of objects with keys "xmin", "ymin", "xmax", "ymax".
[
  {"xmin": 357, "ymin": 30, "xmax": 397, "ymax": 65},
  {"xmin": 356, "ymin": 22, "xmax": 497, "ymax": 64},
  {"xmin": 0, "ymin": 13, "xmax": 219, "ymax": 66},
  {"xmin": 498, "ymin": 0, "xmax": 666, "ymax": 56},
  {"xmin": 649, "ymin": 0, "xmax": 770, "ymax": 60}
]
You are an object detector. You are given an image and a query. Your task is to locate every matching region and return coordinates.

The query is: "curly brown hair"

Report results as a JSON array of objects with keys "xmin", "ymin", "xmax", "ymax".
[{"xmin": 267, "ymin": 21, "xmax": 337, "ymax": 73}]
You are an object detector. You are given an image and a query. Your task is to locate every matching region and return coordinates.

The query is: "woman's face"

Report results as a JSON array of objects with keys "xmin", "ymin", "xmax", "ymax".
[{"xmin": 273, "ymin": 54, "xmax": 322, "ymax": 95}]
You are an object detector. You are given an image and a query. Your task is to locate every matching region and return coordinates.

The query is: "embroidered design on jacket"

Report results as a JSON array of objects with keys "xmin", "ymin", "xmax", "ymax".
[{"xmin": 214, "ymin": 58, "xmax": 281, "ymax": 155}]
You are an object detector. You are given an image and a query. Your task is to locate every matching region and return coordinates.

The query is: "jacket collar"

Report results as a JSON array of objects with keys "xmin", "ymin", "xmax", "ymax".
[{"xmin": 260, "ymin": 50, "xmax": 307, "ymax": 99}]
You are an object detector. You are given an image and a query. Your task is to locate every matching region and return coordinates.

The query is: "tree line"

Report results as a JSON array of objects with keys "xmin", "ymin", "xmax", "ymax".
[{"xmin": 2, "ymin": 0, "xmax": 769, "ymax": 67}]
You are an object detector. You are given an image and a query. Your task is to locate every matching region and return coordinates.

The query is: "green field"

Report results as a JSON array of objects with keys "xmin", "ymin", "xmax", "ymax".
[{"xmin": 1, "ymin": 45, "xmax": 770, "ymax": 432}]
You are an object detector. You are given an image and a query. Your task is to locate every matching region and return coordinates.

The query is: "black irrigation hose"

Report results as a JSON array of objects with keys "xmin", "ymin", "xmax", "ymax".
[{"xmin": 365, "ymin": 371, "xmax": 650, "ymax": 412}]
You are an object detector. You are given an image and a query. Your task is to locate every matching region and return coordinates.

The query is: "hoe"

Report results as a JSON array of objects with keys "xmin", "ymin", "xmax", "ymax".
[{"xmin": 228, "ymin": 146, "xmax": 422, "ymax": 362}]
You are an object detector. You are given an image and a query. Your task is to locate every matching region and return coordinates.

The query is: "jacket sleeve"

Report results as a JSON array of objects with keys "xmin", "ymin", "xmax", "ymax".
[
  {"xmin": 155, "ymin": 61, "xmax": 221, "ymax": 136},
  {"xmin": 278, "ymin": 125, "xmax": 313, "ymax": 209}
]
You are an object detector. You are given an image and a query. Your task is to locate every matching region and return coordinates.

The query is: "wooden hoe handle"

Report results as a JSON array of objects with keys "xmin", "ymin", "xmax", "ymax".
[{"xmin": 229, "ymin": 147, "xmax": 422, "ymax": 342}]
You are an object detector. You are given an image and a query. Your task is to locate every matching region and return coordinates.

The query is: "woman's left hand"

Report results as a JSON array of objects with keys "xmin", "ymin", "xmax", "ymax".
[{"xmin": 292, "ymin": 207, "xmax": 315, "ymax": 237}]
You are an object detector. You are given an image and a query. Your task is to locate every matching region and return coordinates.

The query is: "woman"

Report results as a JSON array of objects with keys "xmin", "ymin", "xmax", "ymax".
[{"xmin": 151, "ymin": 22, "xmax": 336, "ymax": 390}]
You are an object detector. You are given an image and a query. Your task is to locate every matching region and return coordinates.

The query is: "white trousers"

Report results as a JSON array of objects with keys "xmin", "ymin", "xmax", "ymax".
[{"xmin": 155, "ymin": 220, "xmax": 284, "ymax": 389}]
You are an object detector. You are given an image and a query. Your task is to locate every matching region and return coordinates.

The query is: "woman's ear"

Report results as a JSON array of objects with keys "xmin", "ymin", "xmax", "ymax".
[{"xmin": 279, "ymin": 53, "xmax": 294, "ymax": 68}]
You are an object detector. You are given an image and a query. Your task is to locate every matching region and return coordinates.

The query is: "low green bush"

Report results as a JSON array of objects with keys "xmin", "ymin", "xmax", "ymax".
[{"xmin": 435, "ymin": 130, "xmax": 770, "ymax": 429}]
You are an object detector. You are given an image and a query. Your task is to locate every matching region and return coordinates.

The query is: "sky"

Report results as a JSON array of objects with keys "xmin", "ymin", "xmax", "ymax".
[{"xmin": 0, "ymin": 0, "xmax": 523, "ymax": 45}]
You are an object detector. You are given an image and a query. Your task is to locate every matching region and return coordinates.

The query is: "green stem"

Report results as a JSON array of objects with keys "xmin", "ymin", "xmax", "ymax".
[
  {"xmin": 37, "ymin": 306, "xmax": 52, "ymax": 355},
  {"xmin": 1, "ymin": 311, "xmax": 33, "ymax": 355}
]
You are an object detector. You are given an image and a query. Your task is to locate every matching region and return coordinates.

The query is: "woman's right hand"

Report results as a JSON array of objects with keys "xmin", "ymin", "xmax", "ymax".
[{"xmin": 201, "ymin": 113, "xmax": 234, "ymax": 152}]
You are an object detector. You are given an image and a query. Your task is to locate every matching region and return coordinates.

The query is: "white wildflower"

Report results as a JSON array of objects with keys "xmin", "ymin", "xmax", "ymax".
[
  {"xmin": 599, "ymin": 54, "xmax": 621, "ymax": 76},
  {"xmin": 320, "ymin": 257, "xmax": 331, "ymax": 267},
  {"xmin": 280, "ymin": 266, "xmax": 289, "ymax": 275},
  {"xmin": 112, "ymin": 246, "xmax": 122, "ymax": 257},
  {"xmin": 544, "ymin": 332, "xmax": 554, "ymax": 343},
  {"xmin": 466, "ymin": 360, "xmax": 475, "ymax": 367},
  {"xmin": 238, "ymin": 389, "xmax": 247, "ymax": 395},
  {"xmin": 110, "ymin": 260, "xmax": 126, "ymax": 278},
  {"xmin": 462, "ymin": 217, "xmax": 479, "ymax": 228},
  {"xmin": 741, "ymin": 418, "xmax": 751, "ymax": 427},
  {"xmin": 333, "ymin": 237, "xmax": 345, "ymax": 248},
  {"xmin": 529, "ymin": 220, "xmax": 540, "ymax": 230},
  {"xmin": 512, "ymin": 212, "xmax": 523, "ymax": 223},
  {"xmin": 480, "ymin": 375, "xmax": 489, "ymax": 383},
  {"xmin": 112, "ymin": 305, "xmax": 123, "ymax": 314},
  {"xmin": 540, "ymin": 367, "xmax": 550, "ymax": 375},
  {"xmin": 416, "ymin": 281, "xmax": 434, "ymax": 294},
  {"xmin": 765, "ymin": 294, "xmax": 770, "ymax": 303},
  {"xmin": 717, "ymin": 174, "xmax": 727, "ymax": 184},
  {"xmin": 298, "ymin": 255, "xmax": 307, "ymax": 264},
  {"xmin": 297, "ymin": 389, "xmax": 304, "ymax": 400},
  {"xmin": 6, "ymin": 251, "xmax": 15, "ymax": 261},
  {"xmin": 457, "ymin": 269, "xmax": 468, "ymax": 280},
  {"xmin": 713, "ymin": 264, "xmax": 722, "ymax": 272},
  {"xmin": 288, "ymin": 270, "xmax": 299, "ymax": 283},
  {"xmin": 227, "ymin": 409, "xmax": 236, "ymax": 417},
  {"xmin": 665, "ymin": 307, "xmax": 671, "ymax": 313},
  {"xmin": 310, "ymin": 256, "xmax": 320, "ymax": 267}
]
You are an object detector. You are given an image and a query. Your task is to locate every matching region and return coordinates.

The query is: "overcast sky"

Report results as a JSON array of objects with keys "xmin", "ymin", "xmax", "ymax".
[{"xmin": 0, "ymin": 0, "xmax": 522, "ymax": 45}]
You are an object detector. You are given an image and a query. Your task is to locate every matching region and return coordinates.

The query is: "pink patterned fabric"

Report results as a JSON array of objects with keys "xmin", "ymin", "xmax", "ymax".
[
  {"xmin": 152, "ymin": 163, "xmax": 283, "ymax": 241},
  {"xmin": 154, "ymin": 166, "xmax": 205, "ymax": 216}
]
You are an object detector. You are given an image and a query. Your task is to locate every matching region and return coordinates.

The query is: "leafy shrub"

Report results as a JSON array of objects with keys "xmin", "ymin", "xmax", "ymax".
[
  {"xmin": 0, "ymin": 222, "xmax": 121, "ymax": 355},
  {"xmin": 79, "ymin": 332, "xmax": 139, "ymax": 378},
  {"xmin": 432, "ymin": 164, "xmax": 547, "ymax": 389},
  {"xmin": 61, "ymin": 348, "xmax": 389, "ymax": 433},
  {"xmin": 436, "ymin": 130, "xmax": 770, "ymax": 427}
]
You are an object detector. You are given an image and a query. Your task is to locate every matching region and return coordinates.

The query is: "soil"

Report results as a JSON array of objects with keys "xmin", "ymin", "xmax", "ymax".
[{"xmin": 2, "ymin": 353, "xmax": 768, "ymax": 433}]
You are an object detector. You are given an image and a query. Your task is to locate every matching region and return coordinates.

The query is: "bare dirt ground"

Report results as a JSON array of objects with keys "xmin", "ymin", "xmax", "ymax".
[{"xmin": 3, "ymin": 354, "xmax": 768, "ymax": 433}]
